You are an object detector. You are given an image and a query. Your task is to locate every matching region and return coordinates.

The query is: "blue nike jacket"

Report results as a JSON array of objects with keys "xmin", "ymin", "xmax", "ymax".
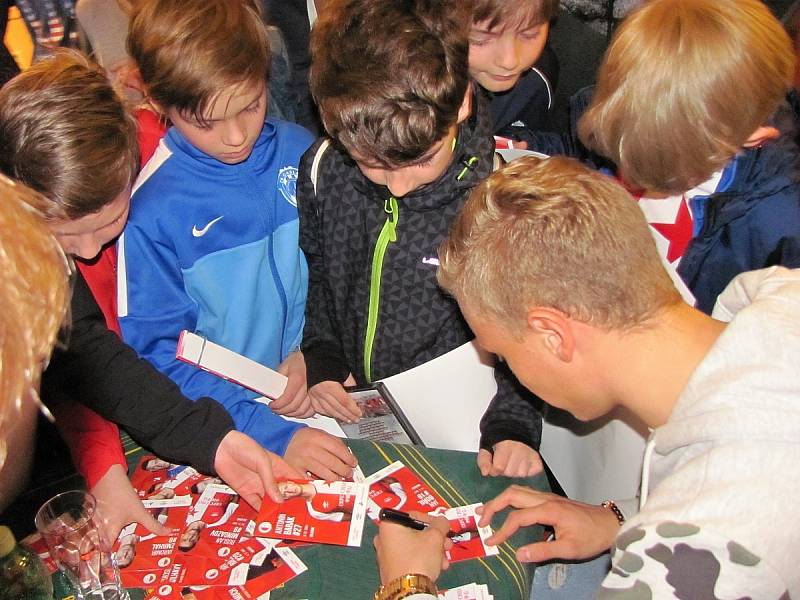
[{"xmin": 118, "ymin": 118, "xmax": 314, "ymax": 455}]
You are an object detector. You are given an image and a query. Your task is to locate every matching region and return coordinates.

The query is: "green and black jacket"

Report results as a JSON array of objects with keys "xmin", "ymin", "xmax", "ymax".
[{"xmin": 297, "ymin": 98, "xmax": 542, "ymax": 451}]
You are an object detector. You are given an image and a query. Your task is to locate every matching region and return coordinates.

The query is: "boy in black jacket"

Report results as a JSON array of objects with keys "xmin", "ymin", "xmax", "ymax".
[{"xmin": 299, "ymin": 0, "xmax": 543, "ymax": 477}]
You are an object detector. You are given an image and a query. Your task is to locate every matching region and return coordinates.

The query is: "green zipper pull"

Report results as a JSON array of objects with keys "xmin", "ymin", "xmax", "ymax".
[{"xmin": 364, "ymin": 197, "xmax": 399, "ymax": 382}]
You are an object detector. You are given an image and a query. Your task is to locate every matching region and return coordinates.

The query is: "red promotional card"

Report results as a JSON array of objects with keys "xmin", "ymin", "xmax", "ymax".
[
  {"xmin": 147, "ymin": 468, "xmax": 217, "ymax": 499},
  {"xmin": 138, "ymin": 557, "xmax": 208, "ymax": 599},
  {"xmin": 114, "ymin": 501, "xmax": 192, "ymax": 571},
  {"xmin": 255, "ymin": 480, "xmax": 369, "ymax": 547},
  {"xmin": 177, "ymin": 485, "xmax": 254, "ymax": 558},
  {"xmin": 20, "ymin": 533, "xmax": 58, "ymax": 574},
  {"xmin": 190, "ymin": 541, "xmax": 307, "ymax": 600},
  {"xmin": 442, "ymin": 505, "xmax": 499, "ymax": 563},
  {"xmin": 131, "ymin": 455, "xmax": 180, "ymax": 498},
  {"xmin": 365, "ymin": 461, "xmax": 450, "ymax": 520}
]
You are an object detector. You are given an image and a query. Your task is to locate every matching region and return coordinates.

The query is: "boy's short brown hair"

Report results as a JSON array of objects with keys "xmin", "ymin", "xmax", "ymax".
[
  {"xmin": 438, "ymin": 156, "xmax": 681, "ymax": 330},
  {"xmin": 470, "ymin": 0, "xmax": 558, "ymax": 30},
  {"xmin": 128, "ymin": 0, "xmax": 269, "ymax": 124},
  {"xmin": 0, "ymin": 175, "xmax": 70, "ymax": 465},
  {"xmin": 578, "ymin": 0, "xmax": 795, "ymax": 194},
  {"xmin": 0, "ymin": 50, "xmax": 138, "ymax": 220},
  {"xmin": 310, "ymin": 0, "xmax": 471, "ymax": 167}
]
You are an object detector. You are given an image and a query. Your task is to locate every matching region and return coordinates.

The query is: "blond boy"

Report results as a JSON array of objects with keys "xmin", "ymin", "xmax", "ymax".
[{"xmin": 541, "ymin": 0, "xmax": 800, "ymax": 313}]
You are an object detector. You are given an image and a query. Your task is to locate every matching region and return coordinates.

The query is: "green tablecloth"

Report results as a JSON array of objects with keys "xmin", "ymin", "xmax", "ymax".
[{"xmin": 124, "ymin": 438, "xmax": 549, "ymax": 600}]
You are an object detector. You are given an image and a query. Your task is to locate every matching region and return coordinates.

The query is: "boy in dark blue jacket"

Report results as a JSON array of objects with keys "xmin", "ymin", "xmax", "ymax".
[{"xmin": 468, "ymin": 0, "xmax": 559, "ymax": 142}]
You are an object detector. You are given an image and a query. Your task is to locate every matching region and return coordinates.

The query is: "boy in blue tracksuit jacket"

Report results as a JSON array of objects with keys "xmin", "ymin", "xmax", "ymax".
[{"xmin": 117, "ymin": 0, "xmax": 355, "ymax": 479}]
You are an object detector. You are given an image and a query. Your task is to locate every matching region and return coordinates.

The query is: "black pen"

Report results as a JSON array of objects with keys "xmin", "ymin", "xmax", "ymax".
[{"xmin": 378, "ymin": 508, "xmax": 458, "ymax": 538}]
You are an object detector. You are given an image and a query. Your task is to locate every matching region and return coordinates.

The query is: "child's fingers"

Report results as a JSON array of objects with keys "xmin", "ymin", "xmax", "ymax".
[{"xmin": 477, "ymin": 449, "xmax": 493, "ymax": 476}]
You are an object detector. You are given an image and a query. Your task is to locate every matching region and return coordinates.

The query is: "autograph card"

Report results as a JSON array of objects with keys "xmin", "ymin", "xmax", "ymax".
[
  {"xmin": 365, "ymin": 461, "xmax": 449, "ymax": 520},
  {"xmin": 255, "ymin": 479, "xmax": 369, "ymax": 547},
  {"xmin": 114, "ymin": 501, "xmax": 192, "ymax": 572},
  {"xmin": 179, "ymin": 541, "xmax": 307, "ymax": 600},
  {"xmin": 443, "ymin": 504, "xmax": 499, "ymax": 563},
  {"xmin": 178, "ymin": 484, "xmax": 254, "ymax": 557},
  {"xmin": 131, "ymin": 455, "xmax": 182, "ymax": 498}
]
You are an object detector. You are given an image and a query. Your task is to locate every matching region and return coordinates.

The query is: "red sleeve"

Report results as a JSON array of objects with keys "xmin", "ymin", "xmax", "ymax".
[
  {"xmin": 76, "ymin": 246, "xmax": 120, "ymax": 335},
  {"xmin": 50, "ymin": 399, "xmax": 127, "ymax": 489},
  {"xmin": 59, "ymin": 246, "xmax": 126, "ymax": 488}
]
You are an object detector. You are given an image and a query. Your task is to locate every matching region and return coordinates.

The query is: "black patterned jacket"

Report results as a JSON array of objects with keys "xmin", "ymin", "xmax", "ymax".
[{"xmin": 297, "ymin": 100, "xmax": 542, "ymax": 451}]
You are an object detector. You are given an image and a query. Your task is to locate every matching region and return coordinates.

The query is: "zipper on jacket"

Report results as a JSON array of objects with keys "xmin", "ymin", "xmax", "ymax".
[{"xmin": 363, "ymin": 197, "xmax": 399, "ymax": 381}]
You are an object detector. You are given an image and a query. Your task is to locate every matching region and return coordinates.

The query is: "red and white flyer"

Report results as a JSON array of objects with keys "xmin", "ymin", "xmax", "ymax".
[
  {"xmin": 131, "ymin": 455, "xmax": 183, "ymax": 498},
  {"xmin": 114, "ymin": 501, "xmax": 192, "ymax": 572},
  {"xmin": 365, "ymin": 461, "xmax": 449, "ymax": 520},
  {"xmin": 20, "ymin": 532, "xmax": 57, "ymax": 574},
  {"xmin": 255, "ymin": 479, "xmax": 368, "ymax": 547},
  {"xmin": 177, "ymin": 484, "xmax": 255, "ymax": 557},
  {"xmin": 191, "ymin": 540, "xmax": 307, "ymax": 599},
  {"xmin": 443, "ymin": 504, "xmax": 499, "ymax": 563}
]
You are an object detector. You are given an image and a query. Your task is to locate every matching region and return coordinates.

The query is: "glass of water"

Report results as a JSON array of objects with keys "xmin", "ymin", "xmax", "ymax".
[{"xmin": 35, "ymin": 490, "xmax": 129, "ymax": 600}]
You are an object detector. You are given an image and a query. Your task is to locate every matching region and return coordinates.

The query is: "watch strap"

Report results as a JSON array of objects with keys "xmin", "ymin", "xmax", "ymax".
[{"xmin": 374, "ymin": 573, "xmax": 437, "ymax": 600}]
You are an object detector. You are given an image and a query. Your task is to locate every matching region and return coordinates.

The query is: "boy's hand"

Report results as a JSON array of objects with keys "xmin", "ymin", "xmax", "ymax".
[
  {"xmin": 92, "ymin": 464, "xmax": 169, "ymax": 542},
  {"xmin": 284, "ymin": 427, "xmax": 358, "ymax": 480},
  {"xmin": 214, "ymin": 430, "xmax": 303, "ymax": 507},
  {"xmin": 308, "ymin": 375, "xmax": 362, "ymax": 423},
  {"xmin": 477, "ymin": 485, "xmax": 619, "ymax": 563},
  {"xmin": 477, "ymin": 441, "xmax": 543, "ymax": 478},
  {"xmin": 272, "ymin": 351, "xmax": 313, "ymax": 417},
  {"xmin": 374, "ymin": 512, "xmax": 452, "ymax": 584}
]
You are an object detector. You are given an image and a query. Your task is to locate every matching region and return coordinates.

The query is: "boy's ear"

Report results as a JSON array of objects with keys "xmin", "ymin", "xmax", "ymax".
[
  {"xmin": 456, "ymin": 82, "xmax": 473, "ymax": 124},
  {"xmin": 526, "ymin": 307, "xmax": 574, "ymax": 362},
  {"xmin": 743, "ymin": 125, "xmax": 780, "ymax": 148}
]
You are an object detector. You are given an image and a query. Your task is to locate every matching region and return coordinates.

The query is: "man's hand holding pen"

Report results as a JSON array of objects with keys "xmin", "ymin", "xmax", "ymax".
[{"xmin": 374, "ymin": 510, "xmax": 453, "ymax": 586}]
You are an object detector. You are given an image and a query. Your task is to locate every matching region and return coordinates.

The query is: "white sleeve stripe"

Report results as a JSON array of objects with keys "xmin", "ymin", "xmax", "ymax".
[
  {"xmin": 311, "ymin": 139, "xmax": 332, "ymax": 196},
  {"xmin": 117, "ymin": 232, "xmax": 128, "ymax": 317},
  {"xmin": 132, "ymin": 140, "xmax": 172, "ymax": 195},
  {"xmin": 530, "ymin": 66, "xmax": 553, "ymax": 109}
]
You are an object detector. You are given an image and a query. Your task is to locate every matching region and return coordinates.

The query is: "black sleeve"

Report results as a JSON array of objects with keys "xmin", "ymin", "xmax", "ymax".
[
  {"xmin": 479, "ymin": 361, "xmax": 543, "ymax": 452},
  {"xmin": 297, "ymin": 143, "xmax": 352, "ymax": 387},
  {"xmin": 41, "ymin": 271, "xmax": 234, "ymax": 474}
]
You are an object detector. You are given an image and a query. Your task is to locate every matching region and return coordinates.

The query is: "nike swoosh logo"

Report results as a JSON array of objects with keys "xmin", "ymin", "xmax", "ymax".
[{"xmin": 192, "ymin": 216, "xmax": 224, "ymax": 238}]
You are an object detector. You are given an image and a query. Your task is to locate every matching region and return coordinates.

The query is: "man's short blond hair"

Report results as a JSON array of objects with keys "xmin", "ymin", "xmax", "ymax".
[
  {"xmin": 578, "ymin": 0, "xmax": 795, "ymax": 194},
  {"xmin": 438, "ymin": 156, "xmax": 681, "ymax": 330},
  {"xmin": 0, "ymin": 50, "xmax": 138, "ymax": 220},
  {"xmin": 0, "ymin": 176, "xmax": 70, "ymax": 466},
  {"xmin": 128, "ymin": 0, "xmax": 269, "ymax": 125}
]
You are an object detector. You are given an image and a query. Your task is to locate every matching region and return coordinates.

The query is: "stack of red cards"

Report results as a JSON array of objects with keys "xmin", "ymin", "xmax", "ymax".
[
  {"xmin": 108, "ymin": 455, "xmax": 500, "ymax": 599},
  {"xmin": 117, "ymin": 456, "xmax": 308, "ymax": 600}
]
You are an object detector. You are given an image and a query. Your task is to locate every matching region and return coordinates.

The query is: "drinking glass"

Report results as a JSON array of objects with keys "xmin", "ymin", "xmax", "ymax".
[{"xmin": 35, "ymin": 490, "xmax": 129, "ymax": 600}]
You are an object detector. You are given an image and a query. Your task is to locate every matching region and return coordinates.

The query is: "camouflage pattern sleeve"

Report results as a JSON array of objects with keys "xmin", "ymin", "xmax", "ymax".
[{"xmin": 597, "ymin": 521, "xmax": 789, "ymax": 599}]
